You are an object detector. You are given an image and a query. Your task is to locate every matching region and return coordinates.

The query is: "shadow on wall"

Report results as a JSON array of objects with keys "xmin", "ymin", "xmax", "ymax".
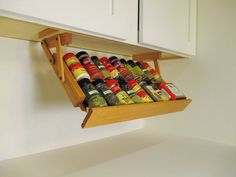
[{"xmin": 28, "ymin": 42, "xmax": 71, "ymax": 107}]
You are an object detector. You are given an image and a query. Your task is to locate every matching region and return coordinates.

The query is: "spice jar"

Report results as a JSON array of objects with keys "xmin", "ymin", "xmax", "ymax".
[
  {"xmin": 140, "ymin": 61, "xmax": 163, "ymax": 83},
  {"xmin": 76, "ymin": 51, "xmax": 105, "ymax": 80},
  {"xmin": 69, "ymin": 63, "xmax": 90, "ymax": 81},
  {"xmin": 109, "ymin": 56, "xmax": 134, "ymax": 81},
  {"xmin": 139, "ymin": 81, "xmax": 160, "ymax": 102},
  {"xmin": 78, "ymin": 78, "xmax": 107, "ymax": 108},
  {"xmin": 93, "ymin": 79, "xmax": 121, "ymax": 106},
  {"xmin": 106, "ymin": 79, "xmax": 134, "ymax": 105},
  {"xmin": 120, "ymin": 59, "xmax": 142, "ymax": 82},
  {"xmin": 136, "ymin": 61, "xmax": 155, "ymax": 82},
  {"xmin": 155, "ymin": 89, "xmax": 170, "ymax": 101},
  {"xmin": 91, "ymin": 56, "xmax": 111, "ymax": 80},
  {"xmin": 118, "ymin": 79, "xmax": 143, "ymax": 104},
  {"xmin": 127, "ymin": 60, "xmax": 151, "ymax": 82},
  {"xmin": 127, "ymin": 80, "xmax": 153, "ymax": 103},
  {"xmin": 63, "ymin": 53, "xmax": 79, "ymax": 67},
  {"xmin": 100, "ymin": 57, "xmax": 124, "ymax": 80},
  {"xmin": 99, "ymin": 57, "xmax": 112, "ymax": 68},
  {"xmin": 159, "ymin": 82, "xmax": 186, "ymax": 100}
]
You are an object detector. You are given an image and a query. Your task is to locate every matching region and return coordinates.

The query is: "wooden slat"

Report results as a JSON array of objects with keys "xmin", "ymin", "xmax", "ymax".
[
  {"xmin": 45, "ymin": 33, "xmax": 72, "ymax": 48},
  {"xmin": 38, "ymin": 28, "xmax": 59, "ymax": 39},
  {"xmin": 82, "ymin": 99, "xmax": 192, "ymax": 128},
  {"xmin": 41, "ymin": 41, "xmax": 85, "ymax": 108},
  {"xmin": 54, "ymin": 35, "xmax": 65, "ymax": 82},
  {"xmin": 153, "ymin": 59, "xmax": 161, "ymax": 74},
  {"xmin": 132, "ymin": 52, "xmax": 161, "ymax": 61}
]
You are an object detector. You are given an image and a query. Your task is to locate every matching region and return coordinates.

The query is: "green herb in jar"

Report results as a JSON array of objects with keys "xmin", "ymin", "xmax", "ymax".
[
  {"xmin": 93, "ymin": 79, "xmax": 121, "ymax": 106},
  {"xmin": 78, "ymin": 78, "xmax": 108, "ymax": 108}
]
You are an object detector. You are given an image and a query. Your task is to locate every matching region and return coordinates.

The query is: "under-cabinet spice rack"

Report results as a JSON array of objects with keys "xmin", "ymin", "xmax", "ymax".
[{"xmin": 0, "ymin": 16, "xmax": 191, "ymax": 128}]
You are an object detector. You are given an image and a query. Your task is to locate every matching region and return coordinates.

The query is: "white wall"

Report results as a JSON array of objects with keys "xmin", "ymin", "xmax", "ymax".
[
  {"xmin": 0, "ymin": 37, "xmax": 144, "ymax": 161},
  {"xmin": 146, "ymin": 0, "xmax": 236, "ymax": 146}
]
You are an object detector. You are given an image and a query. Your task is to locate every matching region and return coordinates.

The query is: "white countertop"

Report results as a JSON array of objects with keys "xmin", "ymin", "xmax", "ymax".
[{"xmin": 0, "ymin": 130, "xmax": 235, "ymax": 177}]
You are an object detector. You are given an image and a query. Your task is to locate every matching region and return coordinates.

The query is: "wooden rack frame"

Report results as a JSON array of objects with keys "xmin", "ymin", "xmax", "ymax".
[{"xmin": 39, "ymin": 30, "xmax": 191, "ymax": 128}]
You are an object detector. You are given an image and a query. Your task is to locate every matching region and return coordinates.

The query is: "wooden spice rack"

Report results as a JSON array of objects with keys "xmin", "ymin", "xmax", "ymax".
[{"xmin": 0, "ymin": 16, "xmax": 191, "ymax": 128}]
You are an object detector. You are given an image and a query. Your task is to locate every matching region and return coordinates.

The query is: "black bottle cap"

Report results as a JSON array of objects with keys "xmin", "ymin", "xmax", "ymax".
[
  {"xmin": 127, "ymin": 60, "xmax": 135, "ymax": 67},
  {"xmin": 92, "ymin": 79, "xmax": 104, "ymax": 86},
  {"xmin": 136, "ymin": 61, "xmax": 143, "ymax": 69},
  {"xmin": 120, "ymin": 59, "xmax": 127, "ymax": 64},
  {"xmin": 109, "ymin": 56, "xmax": 119, "ymax": 63},
  {"xmin": 76, "ymin": 51, "xmax": 89, "ymax": 60},
  {"xmin": 91, "ymin": 56, "xmax": 99, "ymax": 62},
  {"xmin": 77, "ymin": 78, "xmax": 90, "ymax": 88}
]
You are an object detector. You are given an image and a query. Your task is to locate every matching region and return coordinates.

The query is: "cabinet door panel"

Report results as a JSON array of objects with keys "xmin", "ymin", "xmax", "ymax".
[
  {"xmin": 139, "ymin": 0, "xmax": 196, "ymax": 55},
  {"xmin": 0, "ymin": 0, "xmax": 137, "ymax": 42}
]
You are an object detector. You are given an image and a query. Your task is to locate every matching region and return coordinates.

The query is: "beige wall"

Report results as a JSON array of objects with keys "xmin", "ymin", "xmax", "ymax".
[
  {"xmin": 146, "ymin": 0, "xmax": 236, "ymax": 146},
  {"xmin": 0, "ymin": 38, "xmax": 143, "ymax": 161}
]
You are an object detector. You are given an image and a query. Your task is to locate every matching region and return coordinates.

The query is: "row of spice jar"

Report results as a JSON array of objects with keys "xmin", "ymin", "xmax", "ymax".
[{"xmin": 63, "ymin": 51, "xmax": 186, "ymax": 108}]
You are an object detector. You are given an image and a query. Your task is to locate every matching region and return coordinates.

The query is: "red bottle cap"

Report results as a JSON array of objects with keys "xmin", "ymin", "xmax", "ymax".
[
  {"xmin": 159, "ymin": 82, "xmax": 167, "ymax": 89},
  {"xmin": 100, "ymin": 57, "xmax": 110, "ymax": 64},
  {"xmin": 63, "ymin": 53, "xmax": 75, "ymax": 61},
  {"xmin": 107, "ymin": 66, "xmax": 116, "ymax": 72},
  {"xmin": 111, "ymin": 86, "xmax": 121, "ymax": 93},
  {"xmin": 127, "ymin": 79, "xmax": 138, "ymax": 88},
  {"xmin": 106, "ymin": 79, "xmax": 118, "ymax": 89}
]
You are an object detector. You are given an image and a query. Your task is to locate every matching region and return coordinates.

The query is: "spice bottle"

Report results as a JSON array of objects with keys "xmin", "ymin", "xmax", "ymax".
[
  {"xmin": 76, "ymin": 51, "xmax": 105, "ymax": 80},
  {"xmin": 155, "ymin": 89, "xmax": 170, "ymax": 101},
  {"xmin": 78, "ymin": 78, "xmax": 107, "ymax": 108},
  {"xmin": 139, "ymin": 81, "xmax": 160, "ymax": 102},
  {"xmin": 127, "ymin": 60, "xmax": 150, "ymax": 82},
  {"xmin": 140, "ymin": 61, "xmax": 163, "ymax": 83},
  {"xmin": 100, "ymin": 57, "xmax": 124, "ymax": 80},
  {"xmin": 118, "ymin": 79, "xmax": 143, "ymax": 104},
  {"xmin": 109, "ymin": 56, "xmax": 134, "ymax": 81},
  {"xmin": 93, "ymin": 79, "xmax": 121, "ymax": 106},
  {"xmin": 106, "ymin": 79, "xmax": 134, "ymax": 105},
  {"xmin": 127, "ymin": 80, "xmax": 154, "ymax": 103},
  {"xmin": 91, "ymin": 56, "xmax": 111, "ymax": 80},
  {"xmin": 159, "ymin": 82, "xmax": 186, "ymax": 100},
  {"xmin": 69, "ymin": 63, "xmax": 90, "ymax": 81},
  {"xmin": 120, "ymin": 59, "xmax": 142, "ymax": 82},
  {"xmin": 63, "ymin": 53, "xmax": 79, "ymax": 67},
  {"xmin": 136, "ymin": 61, "xmax": 155, "ymax": 82}
]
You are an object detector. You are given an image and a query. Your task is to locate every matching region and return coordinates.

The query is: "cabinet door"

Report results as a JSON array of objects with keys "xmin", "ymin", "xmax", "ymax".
[
  {"xmin": 139, "ymin": 0, "xmax": 196, "ymax": 55},
  {"xmin": 0, "ymin": 0, "xmax": 137, "ymax": 42}
]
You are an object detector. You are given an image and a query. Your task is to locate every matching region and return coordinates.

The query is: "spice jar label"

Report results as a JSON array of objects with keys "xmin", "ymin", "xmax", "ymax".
[
  {"xmin": 166, "ymin": 84, "xmax": 184, "ymax": 97},
  {"xmin": 88, "ymin": 90, "xmax": 99, "ymax": 95},
  {"xmin": 65, "ymin": 56, "xmax": 78, "ymax": 66},
  {"xmin": 116, "ymin": 91, "xmax": 134, "ymax": 104},
  {"xmin": 110, "ymin": 69, "xmax": 119, "ymax": 78},
  {"xmin": 103, "ymin": 90, "xmax": 112, "ymax": 95}
]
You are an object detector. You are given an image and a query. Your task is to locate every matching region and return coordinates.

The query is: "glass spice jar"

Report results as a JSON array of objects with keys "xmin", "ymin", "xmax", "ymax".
[
  {"xmin": 139, "ymin": 81, "xmax": 160, "ymax": 102},
  {"xmin": 120, "ymin": 59, "xmax": 142, "ymax": 82},
  {"xmin": 140, "ymin": 61, "xmax": 163, "ymax": 83},
  {"xmin": 78, "ymin": 78, "xmax": 107, "ymax": 108},
  {"xmin": 127, "ymin": 80, "xmax": 153, "ymax": 103},
  {"xmin": 93, "ymin": 79, "xmax": 121, "ymax": 106},
  {"xmin": 91, "ymin": 56, "xmax": 111, "ymax": 80},
  {"xmin": 136, "ymin": 61, "xmax": 155, "ymax": 83},
  {"xmin": 106, "ymin": 79, "xmax": 134, "ymax": 105},
  {"xmin": 109, "ymin": 56, "xmax": 134, "ymax": 81},
  {"xmin": 118, "ymin": 79, "xmax": 143, "ymax": 104},
  {"xmin": 63, "ymin": 53, "xmax": 79, "ymax": 67},
  {"xmin": 76, "ymin": 51, "xmax": 105, "ymax": 80}
]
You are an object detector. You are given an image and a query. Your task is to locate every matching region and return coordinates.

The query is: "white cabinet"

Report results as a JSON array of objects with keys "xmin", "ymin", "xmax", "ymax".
[
  {"xmin": 0, "ymin": 0, "xmax": 138, "ymax": 42},
  {"xmin": 139, "ymin": 0, "xmax": 196, "ymax": 56}
]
